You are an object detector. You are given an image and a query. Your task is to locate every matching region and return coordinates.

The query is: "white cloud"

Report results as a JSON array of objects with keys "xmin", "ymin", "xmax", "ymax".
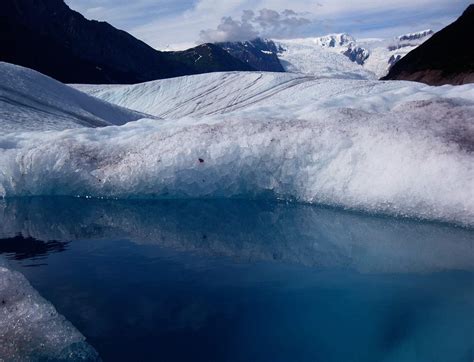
[
  {"xmin": 199, "ymin": 16, "xmax": 258, "ymax": 43},
  {"xmin": 199, "ymin": 8, "xmax": 311, "ymax": 43}
]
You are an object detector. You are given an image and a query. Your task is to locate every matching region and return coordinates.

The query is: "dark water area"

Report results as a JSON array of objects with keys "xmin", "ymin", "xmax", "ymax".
[{"xmin": 0, "ymin": 197, "xmax": 473, "ymax": 361}]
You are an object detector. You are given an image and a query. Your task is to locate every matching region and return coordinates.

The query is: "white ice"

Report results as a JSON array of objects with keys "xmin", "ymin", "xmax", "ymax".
[
  {"xmin": 0, "ymin": 62, "xmax": 150, "ymax": 133},
  {"xmin": 1, "ymin": 64, "xmax": 473, "ymax": 226},
  {"xmin": 274, "ymin": 39, "xmax": 377, "ymax": 80},
  {"xmin": 73, "ymin": 71, "xmax": 474, "ymax": 120},
  {"xmin": 272, "ymin": 31, "xmax": 433, "ymax": 79}
]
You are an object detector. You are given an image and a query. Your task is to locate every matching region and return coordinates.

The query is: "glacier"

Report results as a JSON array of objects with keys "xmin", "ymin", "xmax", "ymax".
[
  {"xmin": 269, "ymin": 30, "xmax": 433, "ymax": 79},
  {"xmin": 0, "ymin": 256, "xmax": 100, "ymax": 361},
  {"xmin": 273, "ymin": 38, "xmax": 376, "ymax": 80},
  {"xmin": 1, "ymin": 65, "xmax": 473, "ymax": 226},
  {"xmin": 74, "ymin": 71, "xmax": 474, "ymax": 119},
  {"xmin": 0, "ymin": 62, "xmax": 151, "ymax": 133}
]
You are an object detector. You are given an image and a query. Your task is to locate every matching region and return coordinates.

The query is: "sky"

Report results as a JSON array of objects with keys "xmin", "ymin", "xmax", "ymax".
[{"xmin": 65, "ymin": 0, "xmax": 472, "ymax": 50}]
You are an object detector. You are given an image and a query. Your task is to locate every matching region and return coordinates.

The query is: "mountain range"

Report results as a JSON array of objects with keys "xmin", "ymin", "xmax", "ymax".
[
  {"xmin": 0, "ymin": 0, "xmax": 252, "ymax": 84},
  {"xmin": 1, "ymin": 0, "xmax": 472, "ymax": 85},
  {"xmin": 382, "ymin": 4, "xmax": 474, "ymax": 85}
]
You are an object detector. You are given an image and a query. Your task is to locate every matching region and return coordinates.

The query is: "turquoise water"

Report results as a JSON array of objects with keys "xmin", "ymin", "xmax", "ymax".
[{"xmin": 1, "ymin": 198, "xmax": 473, "ymax": 361}]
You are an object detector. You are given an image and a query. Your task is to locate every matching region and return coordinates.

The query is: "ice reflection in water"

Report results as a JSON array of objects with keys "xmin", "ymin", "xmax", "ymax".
[{"xmin": 0, "ymin": 197, "xmax": 473, "ymax": 361}]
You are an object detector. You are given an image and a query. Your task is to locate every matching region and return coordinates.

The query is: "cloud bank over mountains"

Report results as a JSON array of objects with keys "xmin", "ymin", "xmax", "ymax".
[
  {"xmin": 66, "ymin": 0, "xmax": 472, "ymax": 50},
  {"xmin": 199, "ymin": 9, "xmax": 312, "ymax": 43}
]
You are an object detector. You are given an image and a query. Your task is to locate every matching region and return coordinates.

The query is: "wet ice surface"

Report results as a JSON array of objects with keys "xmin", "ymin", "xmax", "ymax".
[{"xmin": 0, "ymin": 197, "xmax": 473, "ymax": 362}]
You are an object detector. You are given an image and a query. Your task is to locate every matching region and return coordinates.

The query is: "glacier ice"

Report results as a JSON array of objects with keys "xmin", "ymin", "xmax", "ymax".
[
  {"xmin": 274, "ymin": 38, "xmax": 376, "ymax": 79},
  {"xmin": 0, "ymin": 62, "xmax": 150, "ymax": 133},
  {"xmin": 1, "ymin": 66, "xmax": 474, "ymax": 226},
  {"xmin": 0, "ymin": 256, "xmax": 100, "ymax": 361},
  {"xmin": 358, "ymin": 31, "xmax": 433, "ymax": 78},
  {"xmin": 73, "ymin": 71, "xmax": 474, "ymax": 120},
  {"xmin": 266, "ymin": 30, "xmax": 433, "ymax": 79},
  {"xmin": 0, "ymin": 96, "xmax": 472, "ymax": 226}
]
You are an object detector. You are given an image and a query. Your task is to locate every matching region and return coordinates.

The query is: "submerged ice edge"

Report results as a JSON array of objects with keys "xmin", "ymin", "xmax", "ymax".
[
  {"xmin": 0, "ymin": 256, "xmax": 100, "ymax": 361},
  {"xmin": 0, "ymin": 98, "xmax": 473, "ymax": 227}
]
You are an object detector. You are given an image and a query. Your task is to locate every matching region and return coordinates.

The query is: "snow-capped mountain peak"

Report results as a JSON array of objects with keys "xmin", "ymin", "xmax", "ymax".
[
  {"xmin": 312, "ymin": 33, "xmax": 355, "ymax": 47},
  {"xmin": 215, "ymin": 27, "xmax": 436, "ymax": 80},
  {"xmin": 270, "ymin": 29, "xmax": 436, "ymax": 79},
  {"xmin": 397, "ymin": 29, "xmax": 434, "ymax": 42}
]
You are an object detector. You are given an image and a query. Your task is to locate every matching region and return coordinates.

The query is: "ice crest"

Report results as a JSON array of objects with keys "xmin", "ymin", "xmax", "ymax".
[
  {"xmin": 0, "ymin": 98, "xmax": 473, "ymax": 226},
  {"xmin": 1, "ymin": 68, "xmax": 474, "ymax": 227},
  {"xmin": 0, "ymin": 62, "xmax": 150, "ymax": 133}
]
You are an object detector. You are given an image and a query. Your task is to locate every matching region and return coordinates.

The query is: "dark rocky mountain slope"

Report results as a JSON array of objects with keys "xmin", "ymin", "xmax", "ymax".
[
  {"xmin": 217, "ymin": 38, "xmax": 285, "ymax": 72},
  {"xmin": 0, "ymin": 0, "xmax": 253, "ymax": 84},
  {"xmin": 382, "ymin": 5, "xmax": 474, "ymax": 85},
  {"xmin": 167, "ymin": 44, "xmax": 254, "ymax": 73}
]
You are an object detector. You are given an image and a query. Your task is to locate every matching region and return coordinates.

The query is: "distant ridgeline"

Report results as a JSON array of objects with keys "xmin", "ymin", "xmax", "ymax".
[
  {"xmin": 217, "ymin": 39, "xmax": 286, "ymax": 72},
  {"xmin": 382, "ymin": 5, "xmax": 474, "ymax": 85},
  {"xmin": 1, "ymin": 0, "xmax": 472, "ymax": 85},
  {"xmin": 0, "ymin": 0, "xmax": 261, "ymax": 84}
]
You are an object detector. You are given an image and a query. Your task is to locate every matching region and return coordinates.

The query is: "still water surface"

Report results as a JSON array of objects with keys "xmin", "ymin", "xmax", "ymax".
[{"xmin": 1, "ymin": 197, "xmax": 473, "ymax": 361}]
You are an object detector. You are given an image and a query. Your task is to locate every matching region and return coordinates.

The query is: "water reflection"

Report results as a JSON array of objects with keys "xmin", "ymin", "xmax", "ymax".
[
  {"xmin": 0, "ymin": 234, "xmax": 68, "ymax": 263},
  {"xmin": 1, "ymin": 197, "xmax": 473, "ymax": 361},
  {"xmin": 0, "ymin": 197, "xmax": 472, "ymax": 273}
]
